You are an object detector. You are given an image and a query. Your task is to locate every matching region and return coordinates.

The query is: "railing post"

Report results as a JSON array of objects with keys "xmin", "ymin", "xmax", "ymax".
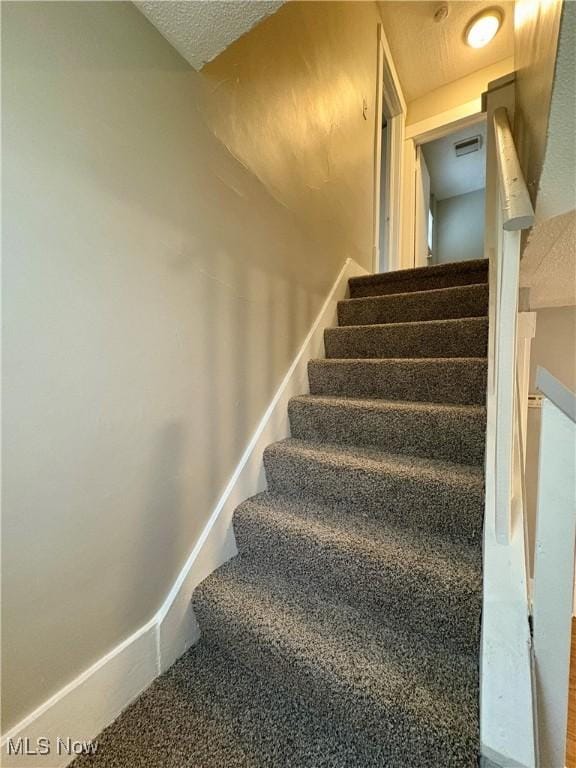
[
  {"xmin": 532, "ymin": 369, "xmax": 576, "ymax": 768},
  {"xmin": 494, "ymin": 229, "xmax": 520, "ymax": 544},
  {"xmin": 480, "ymin": 74, "xmax": 538, "ymax": 768}
]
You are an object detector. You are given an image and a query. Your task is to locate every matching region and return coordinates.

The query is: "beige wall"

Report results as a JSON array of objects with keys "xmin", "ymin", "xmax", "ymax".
[
  {"xmin": 2, "ymin": 0, "xmax": 382, "ymax": 730},
  {"xmin": 514, "ymin": 0, "xmax": 563, "ymax": 205},
  {"xmin": 529, "ymin": 307, "xmax": 576, "ymax": 394},
  {"xmin": 534, "ymin": 0, "xmax": 575, "ymax": 222},
  {"xmin": 201, "ymin": 1, "xmax": 382, "ymax": 269},
  {"xmin": 434, "ymin": 189, "xmax": 485, "ymax": 264},
  {"xmin": 406, "ymin": 57, "xmax": 515, "ymax": 127}
]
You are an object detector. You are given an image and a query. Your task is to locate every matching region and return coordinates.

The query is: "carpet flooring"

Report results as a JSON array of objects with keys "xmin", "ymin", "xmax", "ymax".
[{"xmin": 73, "ymin": 259, "xmax": 488, "ymax": 767}]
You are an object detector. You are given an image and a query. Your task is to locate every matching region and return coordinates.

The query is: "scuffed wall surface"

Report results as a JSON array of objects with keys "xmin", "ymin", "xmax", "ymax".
[
  {"xmin": 201, "ymin": 1, "xmax": 381, "ymax": 272},
  {"xmin": 514, "ymin": 0, "xmax": 563, "ymax": 203},
  {"xmin": 134, "ymin": 0, "xmax": 284, "ymax": 71},
  {"xmin": 2, "ymin": 0, "xmax": 380, "ymax": 730},
  {"xmin": 520, "ymin": 210, "xmax": 576, "ymax": 308}
]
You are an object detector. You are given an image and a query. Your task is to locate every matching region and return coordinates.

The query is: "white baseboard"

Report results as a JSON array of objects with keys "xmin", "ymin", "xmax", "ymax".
[
  {"xmin": 1, "ymin": 622, "xmax": 158, "ymax": 767},
  {"xmin": 1, "ymin": 257, "xmax": 367, "ymax": 767}
]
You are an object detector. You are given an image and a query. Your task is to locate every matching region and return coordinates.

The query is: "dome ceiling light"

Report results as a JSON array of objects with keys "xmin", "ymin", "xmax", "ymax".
[{"xmin": 465, "ymin": 8, "xmax": 503, "ymax": 48}]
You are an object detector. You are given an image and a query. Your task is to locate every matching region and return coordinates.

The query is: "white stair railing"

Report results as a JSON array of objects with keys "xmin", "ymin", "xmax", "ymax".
[
  {"xmin": 492, "ymin": 105, "xmax": 535, "ymax": 545},
  {"xmin": 481, "ymin": 75, "xmax": 538, "ymax": 767},
  {"xmin": 483, "ymin": 76, "xmax": 575, "ymax": 768},
  {"xmin": 532, "ymin": 368, "xmax": 576, "ymax": 768}
]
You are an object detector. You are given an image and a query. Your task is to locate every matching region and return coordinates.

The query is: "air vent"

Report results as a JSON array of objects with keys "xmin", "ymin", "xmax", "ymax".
[{"xmin": 454, "ymin": 135, "xmax": 482, "ymax": 157}]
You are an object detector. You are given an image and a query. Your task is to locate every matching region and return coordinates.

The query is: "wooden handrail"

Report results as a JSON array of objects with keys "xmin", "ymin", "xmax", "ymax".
[{"xmin": 493, "ymin": 107, "xmax": 535, "ymax": 232}]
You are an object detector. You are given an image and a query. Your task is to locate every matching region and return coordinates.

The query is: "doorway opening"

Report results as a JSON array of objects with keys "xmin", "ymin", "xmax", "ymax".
[{"xmin": 414, "ymin": 116, "xmax": 487, "ymax": 267}]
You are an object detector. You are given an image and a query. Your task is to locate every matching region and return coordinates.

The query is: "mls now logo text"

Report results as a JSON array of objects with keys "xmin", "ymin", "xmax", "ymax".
[{"xmin": 6, "ymin": 737, "xmax": 99, "ymax": 757}]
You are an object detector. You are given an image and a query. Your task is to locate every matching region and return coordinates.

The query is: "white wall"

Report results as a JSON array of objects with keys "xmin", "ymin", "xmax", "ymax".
[
  {"xmin": 2, "ymin": 0, "xmax": 383, "ymax": 732},
  {"xmin": 434, "ymin": 188, "xmax": 485, "ymax": 264},
  {"xmin": 525, "ymin": 306, "xmax": 576, "ymax": 574}
]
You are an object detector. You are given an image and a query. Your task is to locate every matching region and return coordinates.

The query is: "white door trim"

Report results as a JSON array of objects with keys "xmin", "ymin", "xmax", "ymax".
[
  {"xmin": 401, "ymin": 109, "xmax": 487, "ymax": 270},
  {"xmin": 405, "ymin": 100, "xmax": 485, "ymax": 143},
  {"xmin": 372, "ymin": 23, "xmax": 406, "ymax": 274}
]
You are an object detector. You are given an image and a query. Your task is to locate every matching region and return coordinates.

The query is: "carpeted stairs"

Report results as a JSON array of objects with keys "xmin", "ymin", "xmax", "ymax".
[{"xmin": 74, "ymin": 258, "xmax": 488, "ymax": 768}]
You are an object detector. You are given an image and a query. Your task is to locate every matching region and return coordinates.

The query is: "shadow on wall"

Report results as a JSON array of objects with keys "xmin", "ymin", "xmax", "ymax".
[
  {"xmin": 2, "ymin": 0, "xmax": 372, "ymax": 731},
  {"xmin": 135, "ymin": 423, "xmax": 187, "ymax": 625}
]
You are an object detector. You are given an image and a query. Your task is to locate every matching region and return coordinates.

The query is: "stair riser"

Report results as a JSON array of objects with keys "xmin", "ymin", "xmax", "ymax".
[
  {"xmin": 308, "ymin": 359, "xmax": 488, "ymax": 405},
  {"xmin": 338, "ymin": 285, "xmax": 489, "ymax": 326},
  {"xmin": 349, "ymin": 261, "xmax": 488, "ymax": 299},
  {"xmin": 193, "ymin": 594, "xmax": 479, "ymax": 767},
  {"xmin": 324, "ymin": 319, "xmax": 488, "ymax": 359},
  {"xmin": 233, "ymin": 507, "xmax": 482, "ymax": 653},
  {"xmin": 263, "ymin": 449, "xmax": 484, "ymax": 543},
  {"xmin": 288, "ymin": 399, "xmax": 486, "ymax": 465}
]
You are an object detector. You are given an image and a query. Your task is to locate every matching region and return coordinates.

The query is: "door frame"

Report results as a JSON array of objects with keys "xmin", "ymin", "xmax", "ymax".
[
  {"xmin": 372, "ymin": 24, "xmax": 406, "ymax": 274},
  {"xmin": 414, "ymin": 144, "xmax": 431, "ymax": 268},
  {"xmin": 401, "ymin": 109, "xmax": 487, "ymax": 269}
]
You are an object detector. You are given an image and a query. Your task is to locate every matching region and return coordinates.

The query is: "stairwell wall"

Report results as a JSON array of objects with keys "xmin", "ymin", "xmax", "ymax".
[
  {"xmin": 2, "ymin": 0, "xmax": 383, "ymax": 732},
  {"xmin": 200, "ymin": 0, "xmax": 382, "ymax": 269}
]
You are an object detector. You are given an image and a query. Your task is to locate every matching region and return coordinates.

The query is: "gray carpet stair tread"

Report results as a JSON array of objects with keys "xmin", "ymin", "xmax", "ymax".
[
  {"xmin": 325, "ymin": 316, "xmax": 488, "ymax": 359},
  {"xmin": 193, "ymin": 558, "xmax": 479, "ymax": 766},
  {"xmin": 288, "ymin": 394, "xmax": 486, "ymax": 464},
  {"xmin": 233, "ymin": 491, "xmax": 482, "ymax": 652},
  {"xmin": 348, "ymin": 258, "xmax": 488, "ymax": 298},
  {"xmin": 338, "ymin": 283, "xmax": 489, "ymax": 326},
  {"xmin": 308, "ymin": 357, "xmax": 488, "ymax": 404},
  {"xmin": 263, "ymin": 438, "xmax": 484, "ymax": 542},
  {"xmin": 77, "ymin": 256, "xmax": 488, "ymax": 767},
  {"xmin": 71, "ymin": 642, "xmax": 387, "ymax": 768}
]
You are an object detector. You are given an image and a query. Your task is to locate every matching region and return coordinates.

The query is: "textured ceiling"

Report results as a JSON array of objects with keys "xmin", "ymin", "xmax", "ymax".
[
  {"xmin": 378, "ymin": 1, "xmax": 514, "ymax": 102},
  {"xmin": 422, "ymin": 120, "xmax": 486, "ymax": 200},
  {"xmin": 134, "ymin": 1, "xmax": 284, "ymax": 70},
  {"xmin": 521, "ymin": 211, "xmax": 576, "ymax": 309}
]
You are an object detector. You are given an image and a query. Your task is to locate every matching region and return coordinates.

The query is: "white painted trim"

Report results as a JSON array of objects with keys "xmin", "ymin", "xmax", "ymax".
[
  {"xmin": 493, "ymin": 107, "xmax": 534, "ymax": 231},
  {"xmin": 372, "ymin": 23, "xmax": 405, "ymax": 274},
  {"xmin": 405, "ymin": 98, "xmax": 484, "ymax": 142},
  {"xmin": 386, "ymin": 114, "xmax": 405, "ymax": 273},
  {"xmin": 1, "ymin": 257, "xmax": 368, "ymax": 768},
  {"xmin": 372, "ymin": 27, "xmax": 385, "ymax": 274},
  {"xmin": 401, "ymin": 103, "xmax": 486, "ymax": 271},
  {"xmin": 1, "ymin": 622, "xmax": 158, "ymax": 767},
  {"xmin": 400, "ymin": 136, "xmax": 417, "ymax": 270},
  {"xmin": 481, "ymin": 78, "xmax": 536, "ymax": 768},
  {"xmin": 481, "ymin": 374, "xmax": 537, "ymax": 768},
  {"xmin": 532, "ymin": 392, "xmax": 576, "ymax": 768}
]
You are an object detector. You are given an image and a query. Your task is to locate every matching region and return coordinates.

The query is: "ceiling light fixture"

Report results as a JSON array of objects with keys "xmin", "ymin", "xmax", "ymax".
[{"xmin": 465, "ymin": 8, "xmax": 503, "ymax": 48}]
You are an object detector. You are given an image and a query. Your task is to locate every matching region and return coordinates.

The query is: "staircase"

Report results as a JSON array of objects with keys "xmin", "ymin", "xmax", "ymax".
[{"xmin": 75, "ymin": 259, "xmax": 489, "ymax": 768}]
